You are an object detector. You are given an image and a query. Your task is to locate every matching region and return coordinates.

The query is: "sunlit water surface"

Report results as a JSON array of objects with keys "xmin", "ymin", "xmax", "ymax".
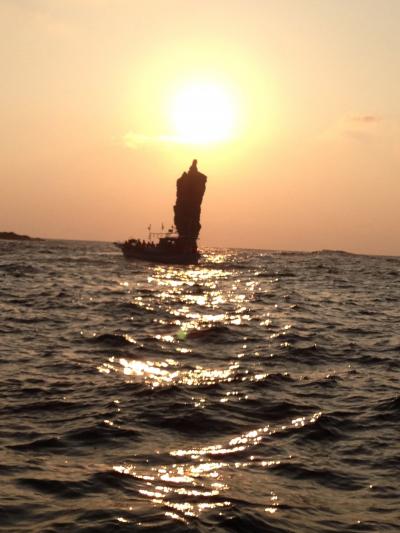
[{"xmin": 1, "ymin": 240, "xmax": 399, "ymax": 532}]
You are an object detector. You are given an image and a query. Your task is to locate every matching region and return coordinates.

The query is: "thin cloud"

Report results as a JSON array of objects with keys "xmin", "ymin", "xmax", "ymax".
[
  {"xmin": 122, "ymin": 132, "xmax": 176, "ymax": 149},
  {"xmin": 122, "ymin": 131, "xmax": 214, "ymax": 149},
  {"xmin": 350, "ymin": 115, "xmax": 381, "ymax": 124},
  {"xmin": 320, "ymin": 114, "xmax": 384, "ymax": 144}
]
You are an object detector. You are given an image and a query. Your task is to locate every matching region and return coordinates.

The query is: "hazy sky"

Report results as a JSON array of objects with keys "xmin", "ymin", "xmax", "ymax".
[{"xmin": 1, "ymin": 0, "xmax": 399, "ymax": 255}]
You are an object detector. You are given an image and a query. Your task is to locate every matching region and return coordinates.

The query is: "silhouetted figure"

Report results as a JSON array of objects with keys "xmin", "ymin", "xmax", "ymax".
[{"xmin": 174, "ymin": 160, "xmax": 207, "ymax": 244}]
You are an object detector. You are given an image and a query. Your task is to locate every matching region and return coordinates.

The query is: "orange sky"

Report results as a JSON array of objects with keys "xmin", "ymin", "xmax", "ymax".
[{"xmin": 1, "ymin": 0, "xmax": 399, "ymax": 255}]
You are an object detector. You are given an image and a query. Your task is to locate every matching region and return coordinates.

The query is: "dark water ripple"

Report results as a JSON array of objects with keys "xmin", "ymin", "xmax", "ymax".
[{"xmin": 1, "ymin": 240, "xmax": 399, "ymax": 532}]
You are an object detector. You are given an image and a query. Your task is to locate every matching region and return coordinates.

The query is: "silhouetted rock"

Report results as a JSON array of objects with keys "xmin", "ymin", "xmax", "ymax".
[
  {"xmin": 116, "ymin": 160, "xmax": 207, "ymax": 264},
  {"xmin": 174, "ymin": 159, "xmax": 207, "ymax": 242},
  {"xmin": 0, "ymin": 231, "xmax": 43, "ymax": 241}
]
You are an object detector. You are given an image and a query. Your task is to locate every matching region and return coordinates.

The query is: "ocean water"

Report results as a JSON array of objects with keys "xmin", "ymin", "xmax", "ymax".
[{"xmin": 1, "ymin": 239, "xmax": 399, "ymax": 532}]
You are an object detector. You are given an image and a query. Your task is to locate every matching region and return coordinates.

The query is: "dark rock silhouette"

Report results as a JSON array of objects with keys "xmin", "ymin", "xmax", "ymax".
[
  {"xmin": 116, "ymin": 160, "xmax": 207, "ymax": 264},
  {"xmin": 0, "ymin": 231, "xmax": 43, "ymax": 241},
  {"xmin": 174, "ymin": 159, "xmax": 207, "ymax": 242}
]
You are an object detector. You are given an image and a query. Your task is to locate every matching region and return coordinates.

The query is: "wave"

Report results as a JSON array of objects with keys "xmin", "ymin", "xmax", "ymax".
[
  {"xmin": 2, "ymin": 241, "xmax": 399, "ymax": 532},
  {"xmin": 86, "ymin": 333, "xmax": 138, "ymax": 346},
  {"xmin": 270, "ymin": 461, "xmax": 365, "ymax": 490}
]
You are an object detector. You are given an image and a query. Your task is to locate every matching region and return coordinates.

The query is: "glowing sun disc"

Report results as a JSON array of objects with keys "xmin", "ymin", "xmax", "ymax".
[{"xmin": 171, "ymin": 82, "xmax": 236, "ymax": 144}]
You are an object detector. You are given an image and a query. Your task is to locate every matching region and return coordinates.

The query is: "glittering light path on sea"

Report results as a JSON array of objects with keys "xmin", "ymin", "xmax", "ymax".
[{"xmin": 1, "ymin": 241, "xmax": 399, "ymax": 531}]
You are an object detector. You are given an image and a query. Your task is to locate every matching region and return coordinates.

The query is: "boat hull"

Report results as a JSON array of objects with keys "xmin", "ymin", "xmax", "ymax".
[{"xmin": 116, "ymin": 242, "xmax": 199, "ymax": 265}]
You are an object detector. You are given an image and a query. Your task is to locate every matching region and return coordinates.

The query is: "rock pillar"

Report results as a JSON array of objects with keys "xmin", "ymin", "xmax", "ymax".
[{"xmin": 173, "ymin": 160, "xmax": 207, "ymax": 244}]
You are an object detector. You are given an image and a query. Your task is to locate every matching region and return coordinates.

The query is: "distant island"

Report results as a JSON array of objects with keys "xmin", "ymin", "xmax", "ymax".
[{"xmin": 0, "ymin": 231, "xmax": 43, "ymax": 241}]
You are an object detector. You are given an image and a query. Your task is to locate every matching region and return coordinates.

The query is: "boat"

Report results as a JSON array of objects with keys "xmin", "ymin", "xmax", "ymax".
[
  {"xmin": 115, "ymin": 160, "xmax": 207, "ymax": 265},
  {"xmin": 115, "ymin": 235, "xmax": 200, "ymax": 265}
]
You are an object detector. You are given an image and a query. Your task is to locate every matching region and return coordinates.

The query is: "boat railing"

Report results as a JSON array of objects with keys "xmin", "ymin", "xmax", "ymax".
[{"xmin": 149, "ymin": 231, "xmax": 179, "ymax": 241}]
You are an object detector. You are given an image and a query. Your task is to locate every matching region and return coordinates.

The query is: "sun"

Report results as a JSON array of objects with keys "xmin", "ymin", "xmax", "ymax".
[{"xmin": 170, "ymin": 81, "xmax": 236, "ymax": 144}]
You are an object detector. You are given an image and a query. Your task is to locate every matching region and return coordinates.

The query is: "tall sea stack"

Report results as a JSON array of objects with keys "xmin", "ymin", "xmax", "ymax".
[{"xmin": 174, "ymin": 160, "xmax": 207, "ymax": 247}]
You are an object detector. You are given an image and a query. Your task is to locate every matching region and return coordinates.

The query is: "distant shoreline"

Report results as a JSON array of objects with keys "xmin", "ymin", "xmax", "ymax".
[
  {"xmin": 0, "ymin": 234, "xmax": 397, "ymax": 257},
  {"xmin": 0, "ymin": 231, "xmax": 43, "ymax": 241}
]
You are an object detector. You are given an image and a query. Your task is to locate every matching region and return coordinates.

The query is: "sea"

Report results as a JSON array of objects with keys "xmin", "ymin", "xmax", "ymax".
[{"xmin": 1, "ymin": 239, "xmax": 399, "ymax": 532}]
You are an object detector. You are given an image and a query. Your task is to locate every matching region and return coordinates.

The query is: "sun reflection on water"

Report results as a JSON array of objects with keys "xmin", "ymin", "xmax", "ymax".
[
  {"xmin": 114, "ymin": 460, "xmax": 230, "ymax": 520},
  {"xmin": 98, "ymin": 357, "xmax": 240, "ymax": 388},
  {"xmin": 102, "ymin": 253, "xmax": 316, "ymax": 523},
  {"xmin": 113, "ymin": 412, "xmax": 321, "ymax": 521}
]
